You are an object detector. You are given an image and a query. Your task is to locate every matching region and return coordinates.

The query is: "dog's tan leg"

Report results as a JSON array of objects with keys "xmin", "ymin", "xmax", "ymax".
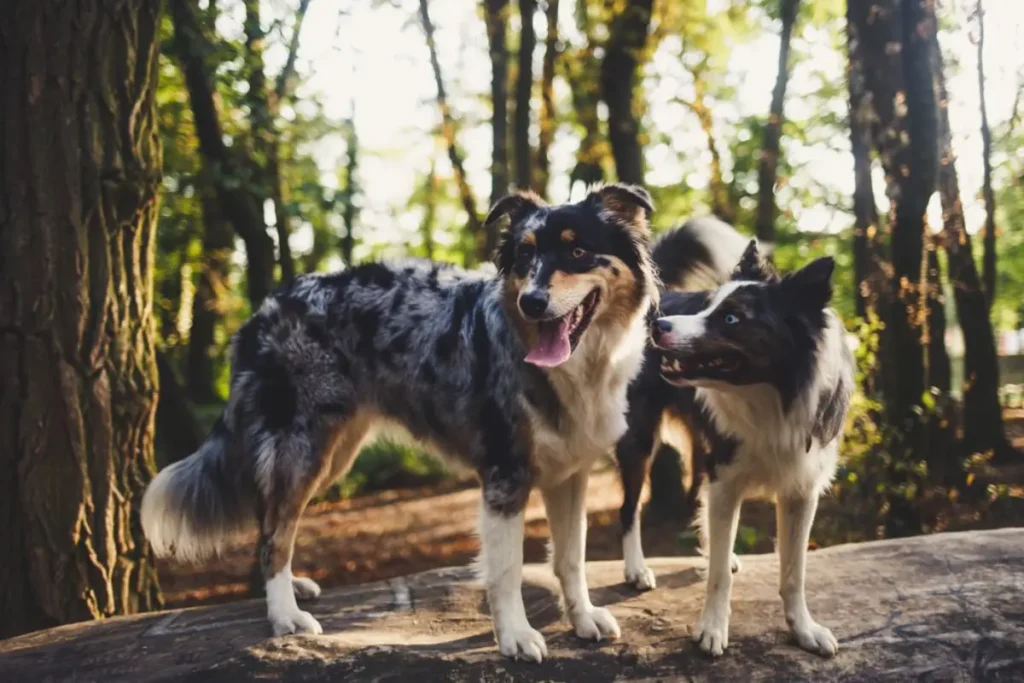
[
  {"xmin": 694, "ymin": 480, "xmax": 743, "ymax": 656},
  {"xmin": 776, "ymin": 493, "xmax": 838, "ymax": 657},
  {"xmin": 543, "ymin": 469, "xmax": 621, "ymax": 641}
]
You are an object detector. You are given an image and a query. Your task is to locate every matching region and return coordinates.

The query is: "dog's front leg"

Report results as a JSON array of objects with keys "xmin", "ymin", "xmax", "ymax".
[
  {"xmin": 542, "ymin": 469, "xmax": 621, "ymax": 642},
  {"xmin": 776, "ymin": 493, "xmax": 838, "ymax": 657},
  {"xmin": 479, "ymin": 500, "xmax": 547, "ymax": 662},
  {"xmin": 694, "ymin": 480, "xmax": 742, "ymax": 656}
]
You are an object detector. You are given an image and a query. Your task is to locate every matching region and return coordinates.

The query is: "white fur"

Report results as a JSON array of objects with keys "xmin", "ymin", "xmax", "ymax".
[
  {"xmin": 266, "ymin": 567, "xmax": 323, "ymax": 636},
  {"xmin": 542, "ymin": 470, "xmax": 622, "ymax": 640},
  {"xmin": 478, "ymin": 504, "xmax": 547, "ymax": 662},
  {"xmin": 692, "ymin": 311, "xmax": 849, "ymax": 658},
  {"xmin": 141, "ymin": 455, "xmax": 223, "ymax": 563}
]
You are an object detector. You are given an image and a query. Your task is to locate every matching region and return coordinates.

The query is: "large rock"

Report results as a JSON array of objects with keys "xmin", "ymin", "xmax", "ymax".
[{"xmin": 2, "ymin": 529, "xmax": 1022, "ymax": 682}]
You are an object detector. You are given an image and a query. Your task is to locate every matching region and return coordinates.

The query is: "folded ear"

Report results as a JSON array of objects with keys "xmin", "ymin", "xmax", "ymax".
[
  {"xmin": 484, "ymin": 190, "xmax": 546, "ymax": 229},
  {"xmin": 590, "ymin": 183, "xmax": 654, "ymax": 236},
  {"xmin": 782, "ymin": 256, "xmax": 835, "ymax": 312},
  {"xmin": 733, "ymin": 240, "xmax": 780, "ymax": 283}
]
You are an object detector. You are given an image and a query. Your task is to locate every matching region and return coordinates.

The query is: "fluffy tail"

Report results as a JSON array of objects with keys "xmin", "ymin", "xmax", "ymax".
[
  {"xmin": 653, "ymin": 216, "xmax": 753, "ymax": 292},
  {"xmin": 141, "ymin": 419, "xmax": 255, "ymax": 563}
]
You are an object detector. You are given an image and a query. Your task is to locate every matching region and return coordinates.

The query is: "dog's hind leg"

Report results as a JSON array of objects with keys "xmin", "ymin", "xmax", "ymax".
[
  {"xmin": 615, "ymin": 425, "xmax": 656, "ymax": 591},
  {"xmin": 256, "ymin": 425, "xmax": 340, "ymax": 637},
  {"xmin": 543, "ymin": 469, "xmax": 621, "ymax": 642},
  {"xmin": 777, "ymin": 493, "xmax": 838, "ymax": 657},
  {"xmin": 693, "ymin": 480, "xmax": 743, "ymax": 656}
]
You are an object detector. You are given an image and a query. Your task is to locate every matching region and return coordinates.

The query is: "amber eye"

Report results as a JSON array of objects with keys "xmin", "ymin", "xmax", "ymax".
[{"xmin": 572, "ymin": 247, "xmax": 587, "ymax": 259}]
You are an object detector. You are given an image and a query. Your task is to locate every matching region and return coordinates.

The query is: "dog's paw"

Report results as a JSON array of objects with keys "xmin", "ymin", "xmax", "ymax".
[
  {"xmin": 270, "ymin": 609, "xmax": 323, "ymax": 637},
  {"xmin": 791, "ymin": 620, "xmax": 838, "ymax": 658},
  {"xmin": 730, "ymin": 553, "xmax": 742, "ymax": 574},
  {"xmin": 624, "ymin": 564, "xmax": 657, "ymax": 591},
  {"xmin": 292, "ymin": 576, "xmax": 321, "ymax": 601},
  {"xmin": 571, "ymin": 606, "xmax": 621, "ymax": 641},
  {"xmin": 496, "ymin": 621, "xmax": 547, "ymax": 662},
  {"xmin": 694, "ymin": 610, "xmax": 730, "ymax": 657}
]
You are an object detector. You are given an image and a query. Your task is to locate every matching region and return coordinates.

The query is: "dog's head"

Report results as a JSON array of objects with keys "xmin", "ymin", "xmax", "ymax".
[
  {"xmin": 486, "ymin": 183, "xmax": 657, "ymax": 368},
  {"xmin": 651, "ymin": 240, "xmax": 834, "ymax": 397}
]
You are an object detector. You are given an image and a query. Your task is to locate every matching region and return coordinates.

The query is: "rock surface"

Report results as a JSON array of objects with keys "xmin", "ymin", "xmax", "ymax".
[{"xmin": 2, "ymin": 528, "xmax": 1023, "ymax": 682}]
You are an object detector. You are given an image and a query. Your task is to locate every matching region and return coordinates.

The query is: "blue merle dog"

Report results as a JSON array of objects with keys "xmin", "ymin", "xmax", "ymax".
[{"xmin": 141, "ymin": 184, "xmax": 659, "ymax": 662}]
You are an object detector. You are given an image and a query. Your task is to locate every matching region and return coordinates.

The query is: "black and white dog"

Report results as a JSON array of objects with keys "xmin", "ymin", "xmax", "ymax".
[
  {"xmin": 141, "ymin": 184, "xmax": 659, "ymax": 662},
  {"xmin": 620, "ymin": 241, "xmax": 853, "ymax": 658}
]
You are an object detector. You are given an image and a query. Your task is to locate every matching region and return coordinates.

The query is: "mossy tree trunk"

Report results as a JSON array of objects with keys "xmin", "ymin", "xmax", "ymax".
[{"xmin": 0, "ymin": 0, "xmax": 164, "ymax": 637}]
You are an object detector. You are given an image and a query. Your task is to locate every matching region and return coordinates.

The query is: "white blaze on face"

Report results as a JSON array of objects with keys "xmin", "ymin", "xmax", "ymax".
[{"xmin": 658, "ymin": 281, "xmax": 751, "ymax": 349}]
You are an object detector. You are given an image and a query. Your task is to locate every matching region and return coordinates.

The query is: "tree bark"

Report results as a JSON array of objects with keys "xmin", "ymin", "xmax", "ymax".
[
  {"xmin": 846, "ymin": 6, "xmax": 886, "ymax": 323},
  {"xmin": 755, "ymin": 0, "xmax": 799, "ymax": 251},
  {"xmin": 932, "ymin": 38, "xmax": 1011, "ymax": 463},
  {"xmin": 168, "ymin": 0, "xmax": 275, "ymax": 308},
  {"xmin": 600, "ymin": 0, "xmax": 654, "ymax": 185},
  {"xmin": 514, "ymin": 0, "xmax": 537, "ymax": 191},
  {"xmin": 484, "ymin": 0, "xmax": 510, "ymax": 254},
  {"xmin": 535, "ymin": 0, "xmax": 560, "ymax": 198},
  {"xmin": 0, "ymin": 0, "xmax": 164, "ymax": 637},
  {"xmin": 975, "ymin": 0, "xmax": 996, "ymax": 309},
  {"xmin": 186, "ymin": 187, "xmax": 233, "ymax": 404},
  {"xmin": 419, "ymin": 0, "xmax": 484, "ymax": 264}
]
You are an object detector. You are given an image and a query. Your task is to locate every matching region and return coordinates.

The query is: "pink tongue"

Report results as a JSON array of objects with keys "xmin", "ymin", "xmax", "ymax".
[{"xmin": 525, "ymin": 316, "xmax": 573, "ymax": 367}]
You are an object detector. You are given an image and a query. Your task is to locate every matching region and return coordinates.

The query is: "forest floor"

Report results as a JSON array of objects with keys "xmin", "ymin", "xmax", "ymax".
[{"xmin": 157, "ymin": 409, "xmax": 1024, "ymax": 609}]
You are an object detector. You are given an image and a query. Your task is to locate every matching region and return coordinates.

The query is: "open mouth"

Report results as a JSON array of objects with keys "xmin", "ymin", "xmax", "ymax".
[
  {"xmin": 525, "ymin": 289, "xmax": 601, "ymax": 367},
  {"xmin": 658, "ymin": 351, "xmax": 744, "ymax": 384}
]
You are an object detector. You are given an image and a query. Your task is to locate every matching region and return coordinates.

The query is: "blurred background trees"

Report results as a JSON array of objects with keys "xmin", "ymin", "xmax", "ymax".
[{"xmin": 3, "ymin": 0, "xmax": 1023, "ymax": 636}]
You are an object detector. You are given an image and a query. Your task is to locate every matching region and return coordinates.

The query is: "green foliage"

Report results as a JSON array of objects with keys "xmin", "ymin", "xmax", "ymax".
[{"xmin": 318, "ymin": 440, "xmax": 451, "ymax": 502}]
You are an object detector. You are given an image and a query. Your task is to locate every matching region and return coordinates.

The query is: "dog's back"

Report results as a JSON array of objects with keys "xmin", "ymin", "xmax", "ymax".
[{"xmin": 653, "ymin": 216, "xmax": 750, "ymax": 292}]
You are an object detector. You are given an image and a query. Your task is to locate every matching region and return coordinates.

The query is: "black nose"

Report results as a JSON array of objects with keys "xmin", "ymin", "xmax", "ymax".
[
  {"xmin": 519, "ymin": 290, "xmax": 550, "ymax": 319},
  {"xmin": 655, "ymin": 318, "xmax": 673, "ymax": 333}
]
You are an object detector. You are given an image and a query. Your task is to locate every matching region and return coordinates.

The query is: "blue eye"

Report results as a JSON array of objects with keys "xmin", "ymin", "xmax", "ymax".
[{"xmin": 724, "ymin": 313, "xmax": 740, "ymax": 325}]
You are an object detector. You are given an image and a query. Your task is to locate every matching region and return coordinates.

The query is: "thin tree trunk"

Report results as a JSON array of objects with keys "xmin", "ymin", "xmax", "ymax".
[
  {"xmin": 851, "ymin": 0, "xmax": 940, "ymax": 538},
  {"xmin": 421, "ymin": 161, "xmax": 438, "ymax": 261},
  {"xmin": 976, "ymin": 0, "xmax": 996, "ymax": 309},
  {"xmin": 565, "ymin": 4, "xmax": 607, "ymax": 194},
  {"xmin": 933, "ymin": 38, "xmax": 1012, "ymax": 463},
  {"xmin": 847, "ymin": 6, "xmax": 885, "ymax": 322},
  {"xmin": 601, "ymin": 0, "xmax": 653, "ymax": 185},
  {"xmin": 686, "ymin": 60, "xmax": 733, "ymax": 223},
  {"xmin": 755, "ymin": 0, "xmax": 799, "ymax": 250},
  {"xmin": 187, "ymin": 187, "xmax": 233, "ymax": 404},
  {"xmin": 484, "ymin": 0, "xmax": 510, "ymax": 253},
  {"xmin": 514, "ymin": 0, "xmax": 537, "ymax": 191},
  {"xmin": 340, "ymin": 108, "xmax": 359, "ymax": 266},
  {"xmin": 0, "ymin": 0, "xmax": 164, "ymax": 636},
  {"xmin": 168, "ymin": 0, "xmax": 275, "ymax": 308},
  {"xmin": 419, "ymin": 0, "xmax": 484, "ymax": 264},
  {"xmin": 535, "ymin": 0, "xmax": 559, "ymax": 198},
  {"xmin": 244, "ymin": 0, "xmax": 296, "ymax": 284}
]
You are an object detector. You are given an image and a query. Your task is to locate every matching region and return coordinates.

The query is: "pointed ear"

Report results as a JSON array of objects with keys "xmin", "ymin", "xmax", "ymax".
[
  {"xmin": 484, "ymin": 191, "xmax": 546, "ymax": 229},
  {"xmin": 733, "ymin": 240, "xmax": 780, "ymax": 283},
  {"xmin": 782, "ymin": 256, "xmax": 835, "ymax": 312},
  {"xmin": 590, "ymin": 183, "xmax": 654, "ymax": 236}
]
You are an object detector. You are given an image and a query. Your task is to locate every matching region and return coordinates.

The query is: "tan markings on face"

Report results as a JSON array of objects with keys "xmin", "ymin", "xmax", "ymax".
[
  {"xmin": 521, "ymin": 231, "xmax": 536, "ymax": 246},
  {"xmin": 561, "ymin": 229, "xmax": 576, "ymax": 243},
  {"xmin": 545, "ymin": 270, "xmax": 605, "ymax": 316},
  {"xmin": 595, "ymin": 254, "xmax": 641, "ymax": 329}
]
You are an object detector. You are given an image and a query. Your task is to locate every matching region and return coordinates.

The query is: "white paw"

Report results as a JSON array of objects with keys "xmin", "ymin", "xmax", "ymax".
[
  {"xmin": 624, "ymin": 564, "xmax": 657, "ymax": 591},
  {"xmin": 496, "ymin": 620, "xmax": 548, "ymax": 662},
  {"xmin": 791, "ymin": 619, "xmax": 838, "ymax": 657},
  {"xmin": 694, "ymin": 609, "xmax": 730, "ymax": 656},
  {"xmin": 571, "ymin": 606, "xmax": 621, "ymax": 641},
  {"xmin": 270, "ymin": 609, "xmax": 323, "ymax": 637},
  {"xmin": 731, "ymin": 553, "xmax": 742, "ymax": 574},
  {"xmin": 292, "ymin": 576, "xmax": 321, "ymax": 601}
]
